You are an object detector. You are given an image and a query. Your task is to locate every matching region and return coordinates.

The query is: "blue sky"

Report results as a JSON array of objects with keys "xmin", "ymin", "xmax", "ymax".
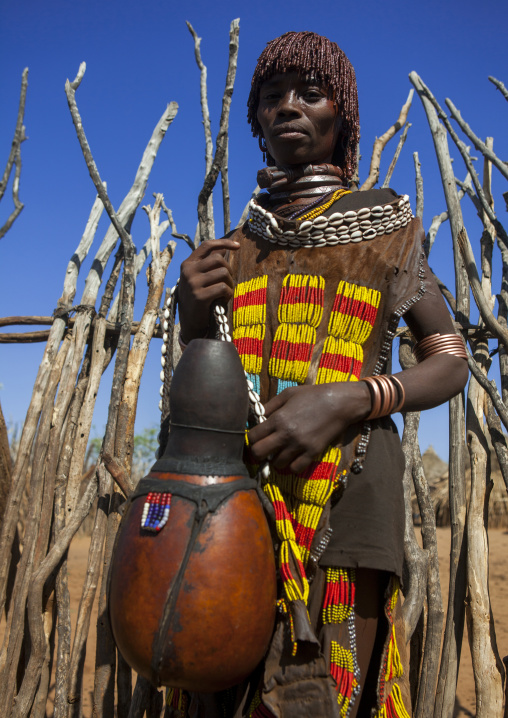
[{"xmin": 0, "ymin": 0, "xmax": 507, "ymax": 459}]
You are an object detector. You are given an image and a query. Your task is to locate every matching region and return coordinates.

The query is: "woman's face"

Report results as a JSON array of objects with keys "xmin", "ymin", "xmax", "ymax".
[{"xmin": 256, "ymin": 72, "xmax": 342, "ymax": 166}]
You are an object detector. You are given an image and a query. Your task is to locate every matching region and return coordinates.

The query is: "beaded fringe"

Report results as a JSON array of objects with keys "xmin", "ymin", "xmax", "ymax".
[
  {"xmin": 374, "ymin": 684, "xmax": 411, "ymax": 718},
  {"xmin": 271, "ymin": 446, "xmax": 342, "ymax": 568},
  {"xmin": 322, "ymin": 568, "xmax": 360, "ymax": 717},
  {"xmin": 263, "ymin": 482, "xmax": 309, "ymax": 604},
  {"xmin": 248, "ymin": 692, "xmax": 274, "ymax": 718},
  {"xmin": 379, "ymin": 579, "xmax": 404, "ymax": 696},
  {"xmin": 166, "ymin": 687, "xmax": 189, "ymax": 713}
]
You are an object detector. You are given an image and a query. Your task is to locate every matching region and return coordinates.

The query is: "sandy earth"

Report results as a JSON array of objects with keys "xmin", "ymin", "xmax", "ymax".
[
  {"xmin": 439, "ymin": 527, "xmax": 508, "ymax": 718},
  {"xmin": 3, "ymin": 527, "xmax": 508, "ymax": 716}
]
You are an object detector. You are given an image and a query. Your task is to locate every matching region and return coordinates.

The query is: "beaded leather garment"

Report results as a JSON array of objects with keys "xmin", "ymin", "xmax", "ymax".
[{"xmin": 224, "ymin": 190, "xmax": 422, "ymax": 718}]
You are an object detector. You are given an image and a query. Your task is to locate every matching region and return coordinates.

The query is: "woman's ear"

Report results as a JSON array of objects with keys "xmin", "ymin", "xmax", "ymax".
[
  {"xmin": 258, "ymin": 135, "xmax": 267, "ymax": 163},
  {"xmin": 332, "ymin": 130, "xmax": 347, "ymax": 170}
]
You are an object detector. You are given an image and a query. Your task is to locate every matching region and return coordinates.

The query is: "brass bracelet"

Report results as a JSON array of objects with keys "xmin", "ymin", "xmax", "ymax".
[
  {"xmin": 363, "ymin": 377, "xmax": 382, "ymax": 418},
  {"xmin": 376, "ymin": 375, "xmax": 395, "ymax": 417},
  {"xmin": 413, "ymin": 333, "xmax": 467, "ymax": 362},
  {"xmin": 362, "ymin": 375, "xmax": 405, "ymax": 420},
  {"xmin": 390, "ymin": 375, "xmax": 406, "ymax": 413}
]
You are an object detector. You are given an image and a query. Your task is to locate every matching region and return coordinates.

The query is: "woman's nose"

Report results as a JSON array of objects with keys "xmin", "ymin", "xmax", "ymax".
[{"xmin": 277, "ymin": 91, "xmax": 301, "ymax": 116}]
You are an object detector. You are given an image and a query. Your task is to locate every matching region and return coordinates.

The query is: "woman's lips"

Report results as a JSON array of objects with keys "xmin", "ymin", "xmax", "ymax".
[
  {"xmin": 276, "ymin": 131, "xmax": 305, "ymax": 138},
  {"xmin": 272, "ymin": 124, "xmax": 307, "ymax": 137}
]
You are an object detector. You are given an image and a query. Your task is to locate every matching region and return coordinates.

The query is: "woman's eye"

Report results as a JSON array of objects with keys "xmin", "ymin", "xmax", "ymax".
[{"xmin": 304, "ymin": 90, "xmax": 324, "ymax": 101}]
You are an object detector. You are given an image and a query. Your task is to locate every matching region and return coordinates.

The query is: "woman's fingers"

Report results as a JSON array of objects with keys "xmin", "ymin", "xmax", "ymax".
[
  {"xmin": 190, "ymin": 238, "xmax": 240, "ymax": 260},
  {"xmin": 178, "ymin": 239, "xmax": 240, "ymax": 342},
  {"xmin": 196, "ymin": 261, "xmax": 235, "ymax": 289},
  {"xmin": 249, "ymin": 425, "xmax": 315, "ymax": 472}
]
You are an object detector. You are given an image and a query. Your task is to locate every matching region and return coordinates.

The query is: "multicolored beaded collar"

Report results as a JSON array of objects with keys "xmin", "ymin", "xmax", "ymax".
[{"xmin": 247, "ymin": 194, "xmax": 413, "ymax": 248}]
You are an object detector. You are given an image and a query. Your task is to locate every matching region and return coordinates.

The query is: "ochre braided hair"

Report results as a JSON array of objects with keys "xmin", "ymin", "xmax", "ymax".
[{"xmin": 247, "ymin": 32, "xmax": 360, "ymax": 182}]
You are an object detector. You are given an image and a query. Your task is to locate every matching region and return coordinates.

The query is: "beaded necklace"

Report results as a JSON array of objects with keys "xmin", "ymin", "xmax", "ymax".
[
  {"xmin": 248, "ymin": 194, "xmax": 413, "ymax": 249},
  {"xmin": 298, "ymin": 187, "xmax": 351, "ymax": 220}
]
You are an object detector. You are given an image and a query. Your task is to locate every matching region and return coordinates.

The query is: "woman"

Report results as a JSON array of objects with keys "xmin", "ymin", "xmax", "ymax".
[{"xmin": 175, "ymin": 32, "xmax": 468, "ymax": 718}]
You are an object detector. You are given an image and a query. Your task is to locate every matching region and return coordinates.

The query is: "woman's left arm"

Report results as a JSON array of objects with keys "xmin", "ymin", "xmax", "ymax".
[{"xmin": 390, "ymin": 258, "xmax": 469, "ymax": 413}]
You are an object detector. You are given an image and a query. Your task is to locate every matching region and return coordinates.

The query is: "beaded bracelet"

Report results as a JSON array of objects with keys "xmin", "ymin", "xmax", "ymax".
[
  {"xmin": 362, "ymin": 375, "xmax": 406, "ymax": 420},
  {"xmin": 413, "ymin": 333, "xmax": 467, "ymax": 363}
]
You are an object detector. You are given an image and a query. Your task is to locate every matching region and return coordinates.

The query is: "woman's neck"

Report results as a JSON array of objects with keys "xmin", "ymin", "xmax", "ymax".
[{"xmin": 257, "ymin": 162, "xmax": 347, "ymax": 211}]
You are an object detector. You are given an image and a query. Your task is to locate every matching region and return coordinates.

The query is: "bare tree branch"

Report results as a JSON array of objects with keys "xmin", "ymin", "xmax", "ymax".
[
  {"xmin": 466, "ymin": 341, "xmax": 505, "ymax": 716},
  {"xmin": 237, "ymin": 185, "xmax": 260, "ymax": 228},
  {"xmin": 399, "ymin": 342, "xmax": 429, "ymax": 640},
  {"xmin": 409, "ymin": 72, "xmax": 471, "ymax": 322},
  {"xmin": 413, "ymin": 151, "xmax": 424, "ymax": 221},
  {"xmin": 457, "ymin": 227, "xmax": 508, "ymax": 352},
  {"xmin": 485, "ymin": 396, "xmax": 508, "ymax": 493},
  {"xmin": 488, "ymin": 75, "xmax": 508, "ymax": 102},
  {"xmin": 360, "ymin": 89, "xmax": 413, "ymax": 190},
  {"xmin": 0, "ymin": 68, "xmax": 28, "ymax": 202},
  {"xmin": 381, "ymin": 121, "xmax": 411, "ymax": 188},
  {"xmin": 80, "ymin": 101, "xmax": 178, "ymax": 306},
  {"xmin": 410, "ymin": 71, "xmax": 471, "ymax": 717},
  {"xmin": 0, "ymin": 67, "xmax": 28, "ymax": 239},
  {"xmin": 186, "ymin": 20, "xmax": 215, "ymax": 240},
  {"xmin": 102, "ymin": 453, "xmax": 134, "ymax": 496},
  {"xmin": 186, "ymin": 21, "xmax": 213, "ymax": 171},
  {"xmin": 197, "ymin": 19, "xmax": 240, "ymax": 242},
  {"xmin": 65, "ymin": 64, "xmax": 135, "ymax": 257},
  {"xmin": 10, "ymin": 472, "xmax": 98, "ymax": 718},
  {"xmin": 445, "ymin": 98, "xmax": 508, "ymax": 182},
  {"xmin": 411, "ymin": 439, "xmax": 444, "ymax": 718},
  {"xmin": 466, "ymin": 348, "xmax": 508, "ymax": 431},
  {"xmin": 412, "ymin": 74, "xmax": 508, "ymax": 251},
  {"xmin": 0, "ymin": 315, "xmax": 163, "ymax": 343},
  {"xmin": 222, "ymin": 142, "xmax": 231, "ymax": 234},
  {"xmin": 161, "ymin": 198, "xmax": 194, "ymax": 251},
  {"xmin": 425, "ymin": 174, "xmax": 471, "ymax": 254}
]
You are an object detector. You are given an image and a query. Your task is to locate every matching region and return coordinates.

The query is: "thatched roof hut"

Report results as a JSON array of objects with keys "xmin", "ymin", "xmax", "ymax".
[{"xmin": 414, "ymin": 445, "xmax": 508, "ymax": 528}]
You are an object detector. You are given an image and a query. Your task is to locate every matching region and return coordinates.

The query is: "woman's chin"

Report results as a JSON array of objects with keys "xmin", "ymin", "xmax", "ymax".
[{"xmin": 269, "ymin": 153, "xmax": 330, "ymax": 167}]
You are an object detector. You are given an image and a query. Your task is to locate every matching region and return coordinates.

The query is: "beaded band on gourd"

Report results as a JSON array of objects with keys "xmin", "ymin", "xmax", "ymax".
[
  {"xmin": 362, "ymin": 375, "xmax": 405, "ymax": 421},
  {"xmin": 413, "ymin": 333, "xmax": 468, "ymax": 363}
]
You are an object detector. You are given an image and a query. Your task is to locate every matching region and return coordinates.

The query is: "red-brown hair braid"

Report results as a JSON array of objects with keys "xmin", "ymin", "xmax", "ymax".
[{"xmin": 247, "ymin": 32, "xmax": 360, "ymax": 181}]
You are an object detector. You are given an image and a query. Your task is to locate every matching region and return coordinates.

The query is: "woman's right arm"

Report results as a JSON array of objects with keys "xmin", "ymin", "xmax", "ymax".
[{"xmin": 178, "ymin": 238, "xmax": 240, "ymax": 344}]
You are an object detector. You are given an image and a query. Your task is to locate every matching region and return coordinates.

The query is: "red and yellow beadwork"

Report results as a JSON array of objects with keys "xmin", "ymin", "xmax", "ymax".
[
  {"xmin": 166, "ymin": 687, "xmax": 189, "ymax": 713},
  {"xmin": 322, "ymin": 567, "xmax": 356, "ymax": 625},
  {"xmin": 374, "ymin": 684, "xmax": 411, "ymax": 718},
  {"xmin": 322, "ymin": 568, "xmax": 360, "ymax": 716},
  {"xmin": 330, "ymin": 642, "xmax": 359, "ymax": 718},
  {"xmin": 269, "ymin": 274, "xmax": 324, "ymax": 387},
  {"xmin": 233, "ymin": 275, "xmax": 268, "ymax": 377},
  {"xmin": 374, "ymin": 577, "xmax": 410, "ymax": 718},
  {"xmin": 317, "ymin": 281, "xmax": 380, "ymax": 384},
  {"xmin": 272, "ymin": 446, "xmax": 342, "ymax": 568}
]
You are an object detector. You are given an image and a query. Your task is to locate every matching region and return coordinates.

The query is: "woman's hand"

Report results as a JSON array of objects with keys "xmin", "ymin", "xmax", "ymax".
[
  {"xmin": 178, "ymin": 239, "xmax": 240, "ymax": 343},
  {"xmin": 248, "ymin": 382, "xmax": 371, "ymax": 473}
]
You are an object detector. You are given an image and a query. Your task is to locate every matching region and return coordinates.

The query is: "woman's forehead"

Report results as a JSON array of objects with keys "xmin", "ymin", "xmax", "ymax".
[{"xmin": 260, "ymin": 72, "xmax": 325, "ymax": 89}]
